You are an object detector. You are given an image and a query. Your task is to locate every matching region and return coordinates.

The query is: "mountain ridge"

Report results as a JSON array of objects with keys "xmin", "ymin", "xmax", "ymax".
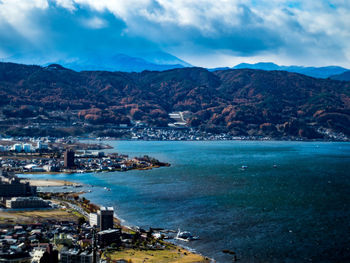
[
  {"xmin": 330, "ymin": 70, "xmax": 350, "ymax": 81},
  {"xmin": 226, "ymin": 62, "xmax": 349, "ymax": 79},
  {"xmin": 0, "ymin": 62, "xmax": 349, "ymax": 139}
]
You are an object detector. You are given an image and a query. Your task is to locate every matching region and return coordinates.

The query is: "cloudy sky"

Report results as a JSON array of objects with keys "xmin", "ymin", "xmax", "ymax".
[{"xmin": 0, "ymin": 0, "xmax": 349, "ymax": 68}]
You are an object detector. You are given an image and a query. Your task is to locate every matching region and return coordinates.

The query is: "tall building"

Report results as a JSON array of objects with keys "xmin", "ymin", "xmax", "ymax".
[
  {"xmin": 37, "ymin": 141, "xmax": 49, "ymax": 150},
  {"xmin": 12, "ymin": 143, "xmax": 22, "ymax": 152},
  {"xmin": 0, "ymin": 170, "xmax": 37, "ymax": 197},
  {"xmin": 89, "ymin": 213, "xmax": 99, "ymax": 227},
  {"xmin": 98, "ymin": 207, "xmax": 114, "ymax": 231},
  {"xmin": 22, "ymin": 143, "xmax": 32, "ymax": 153},
  {"xmin": 64, "ymin": 149, "xmax": 75, "ymax": 168}
]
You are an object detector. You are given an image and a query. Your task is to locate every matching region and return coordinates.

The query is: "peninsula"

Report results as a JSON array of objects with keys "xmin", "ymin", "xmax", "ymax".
[{"xmin": 0, "ymin": 137, "xmax": 170, "ymax": 174}]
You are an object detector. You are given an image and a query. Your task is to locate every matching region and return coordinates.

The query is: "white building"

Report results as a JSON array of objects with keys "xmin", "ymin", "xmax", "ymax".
[
  {"xmin": 31, "ymin": 247, "xmax": 46, "ymax": 263},
  {"xmin": 24, "ymin": 164, "xmax": 45, "ymax": 172},
  {"xmin": 12, "ymin": 143, "xmax": 22, "ymax": 152},
  {"xmin": 23, "ymin": 143, "xmax": 32, "ymax": 153},
  {"xmin": 89, "ymin": 213, "xmax": 99, "ymax": 227},
  {"xmin": 6, "ymin": 197, "xmax": 50, "ymax": 209},
  {"xmin": 37, "ymin": 141, "xmax": 49, "ymax": 150}
]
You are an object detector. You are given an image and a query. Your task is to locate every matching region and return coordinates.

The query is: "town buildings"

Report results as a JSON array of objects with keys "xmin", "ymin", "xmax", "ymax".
[
  {"xmin": 6, "ymin": 197, "xmax": 50, "ymax": 209},
  {"xmin": 0, "ymin": 170, "xmax": 36, "ymax": 198},
  {"xmin": 97, "ymin": 229, "xmax": 121, "ymax": 247},
  {"xmin": 0, "ymin": 169, "xmax": 49, "ymax": 209},
  {"xmin": 60, "ymin": 248, "xmax": 96, "ymax": 263}
]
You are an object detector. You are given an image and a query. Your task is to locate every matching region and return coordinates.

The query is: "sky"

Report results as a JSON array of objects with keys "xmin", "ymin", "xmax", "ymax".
[{"xmin": 0, "ymin": 0, "xmax": 349, "ymax": 68}]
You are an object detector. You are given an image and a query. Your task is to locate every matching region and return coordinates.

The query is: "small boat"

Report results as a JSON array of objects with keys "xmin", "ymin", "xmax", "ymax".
[
  {"xmin": 273, "ymin": 164, "xmax": 277, "ymax": 168},
  {"xmin": 240, "ymin": 165, "xmax": 248, "ymax": 170},
  {"xmin": 175, "ymin": 229, "xmax": 199, "ymax": 242},
  {"xmin": 152, "ymin": 232, "xmax": 162, "ymax": 239},
  {"xmin": 104, "ymin": 187, "xmax": 111, "ymax": 191}
]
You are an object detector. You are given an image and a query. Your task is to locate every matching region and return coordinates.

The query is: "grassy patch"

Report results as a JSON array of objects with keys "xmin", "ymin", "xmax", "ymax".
[
  {"xmin": 0, "ymin": 209, "xmax": 80, "ymax": 224},
  {"xmin": 104, "ymin": 248, "xmax": 210, "ymax": 263}
]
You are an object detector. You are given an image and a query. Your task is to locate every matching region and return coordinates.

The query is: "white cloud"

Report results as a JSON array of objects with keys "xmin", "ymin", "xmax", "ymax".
[
  {"xmin": 82, "ymin": 16, "xmax": 107, "ymax": 29},
  {"xmin": 0, "ymin": 0, "xmax": 349, "ymax": 67},
  {"xmin": 0, "ymin": 0, "xmax": 48, "ymax": 42},
  {"xmin": 54, "ymin": 0, "xmax": 76, "ymax": 11}
]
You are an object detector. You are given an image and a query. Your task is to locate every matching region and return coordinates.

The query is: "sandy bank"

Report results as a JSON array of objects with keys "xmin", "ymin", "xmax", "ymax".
[{"xmin": 20, "ymin": 178, "xmax": 78, "ymax": 187}]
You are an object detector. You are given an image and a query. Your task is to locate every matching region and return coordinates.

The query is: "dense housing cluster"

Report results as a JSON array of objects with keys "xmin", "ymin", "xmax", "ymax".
[{"xmin": 0, "ymin": 137, "xmax": 169, "ymax": 174}]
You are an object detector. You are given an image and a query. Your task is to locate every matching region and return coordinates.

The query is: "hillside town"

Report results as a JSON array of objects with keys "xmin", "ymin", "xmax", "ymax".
[{"xmin": 2, "ymin": 122, "xmax": 348, "ymax": 143}]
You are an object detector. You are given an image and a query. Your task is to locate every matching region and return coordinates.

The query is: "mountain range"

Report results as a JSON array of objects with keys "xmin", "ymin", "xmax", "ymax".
[
  {"xmin": 43, "ymin": 53, "xmax": 349, "ymax": 80},
  {"xmin": 226, "ymin": 62, "xmax": 349, "ymax": 79},
  {"xmin": 0, "ymin": 62, "xmax": 349, "ymax": 139}
]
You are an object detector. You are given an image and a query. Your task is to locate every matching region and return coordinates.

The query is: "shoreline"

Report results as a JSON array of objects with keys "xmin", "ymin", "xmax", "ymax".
[
  {"xmin": 80, "ymin": 137, "xmax": 350, "ymax": 142},
  {"xmin": 38, "ymin": 184, "xmax": 212, "ymax": 262},
  {"xmin": 19, "ymin": 163, "xmax": 170, "ymax": 175},
  {"xmin": 78, "ymin": 197, "xmax": 212, "ymax": 262}
]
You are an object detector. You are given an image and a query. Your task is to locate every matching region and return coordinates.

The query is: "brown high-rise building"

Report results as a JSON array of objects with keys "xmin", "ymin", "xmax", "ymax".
[{"xmin": 64, "ymin": 149, "xmax": 75, "ymax": 168}]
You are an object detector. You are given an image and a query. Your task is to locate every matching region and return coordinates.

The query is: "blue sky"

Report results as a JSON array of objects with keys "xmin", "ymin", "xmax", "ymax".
[{"xmin": 0, "ymin": 0, "xmax": 349, "ymax": 68}]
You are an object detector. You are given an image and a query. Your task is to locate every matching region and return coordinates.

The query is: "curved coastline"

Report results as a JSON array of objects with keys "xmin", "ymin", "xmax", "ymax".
[{"xmin": 18, "ymin": 172, "xmax": 212, "ymax": 262}]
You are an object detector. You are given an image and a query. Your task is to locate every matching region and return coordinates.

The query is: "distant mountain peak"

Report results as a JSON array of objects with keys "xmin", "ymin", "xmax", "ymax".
[
  {"xmin": 234, "ymin": 62, "xmax": 281, "ymax": 71},
  {"xmin": 135, "ymin": 51, "xmax": 192, "ymax": 67},
  {"xmin": 45, "ymin": 64, "xmax": 70, "ymax": 71},
  {"xmin": 45, "ymin": 52, "xmax": 191, "ymax": 73}
]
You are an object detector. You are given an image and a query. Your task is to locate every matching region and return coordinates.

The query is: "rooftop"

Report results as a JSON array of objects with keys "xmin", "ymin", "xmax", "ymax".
[{"xmin": 100, "ymin": 207, "xmax": 114, "ymax": 211}]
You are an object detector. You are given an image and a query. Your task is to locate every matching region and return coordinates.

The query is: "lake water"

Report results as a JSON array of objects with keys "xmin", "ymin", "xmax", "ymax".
[{"xmin": 21, "ymin": 141, "xmax": 350, "ymax": 262}]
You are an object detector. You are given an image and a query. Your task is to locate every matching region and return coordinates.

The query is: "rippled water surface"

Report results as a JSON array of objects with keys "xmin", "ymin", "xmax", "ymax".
[{"xmin": 22, "ymin": 141, "xmax": 350, "ymax": 262}]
